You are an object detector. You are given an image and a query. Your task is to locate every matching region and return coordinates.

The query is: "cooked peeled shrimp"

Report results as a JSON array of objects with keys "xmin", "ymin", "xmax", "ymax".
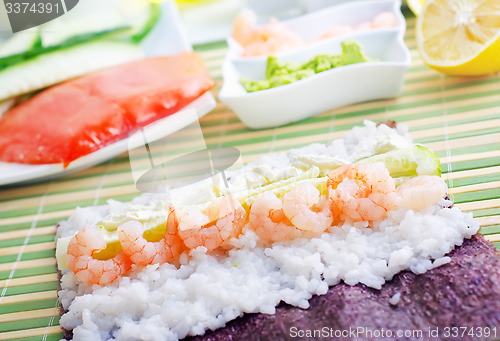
[
  {"xmin": 356, "ymin": 21, "xmax": 372, "ymax": 31},
  {"xmin": 242, "ymin": 18, "xmax": 304, "ymax": 57},
  {"xmin": 318, "ymin": 25, "xmax": 354, "ymax": 40},
  {"xmin": 328, "ymin": 163, "xmax": 397, "ymax": 222},
  {"xmin": 66, "ymin": 227, "xmax": 131, "ymax": 285},
  {"xmin": 178, "ymin": 195, "xmax": 247, "ymax": 251},
  {"xmin": 117, "ymin": 210, "xmax": 182, "ymax": 266},
  {"xmin": 232, "ymin": 10, "xmax": 303, "ymax": 57},
  {"xmin": 282, "ymin": 182, "xmax": 334, "ymax": 233},
  {"xmin": 371, "ymin": 12, "xmax": 398, "ymax": 29},
  {"xmin": 397, "ymin": 175, "xmax": 448, "ymax": 210},
  {"xmin": 231, "ymin": 9, "xmax": 258, "ymax": 47},
  {"xmin": 249, "ymin": 191, "xmax": 301, "ymax": 243}
]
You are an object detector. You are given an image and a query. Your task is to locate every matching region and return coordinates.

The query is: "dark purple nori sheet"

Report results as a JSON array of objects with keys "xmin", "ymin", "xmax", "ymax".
[{"xmin": 187, "ymin": 234, "xmax": 500, "ymax": 341}]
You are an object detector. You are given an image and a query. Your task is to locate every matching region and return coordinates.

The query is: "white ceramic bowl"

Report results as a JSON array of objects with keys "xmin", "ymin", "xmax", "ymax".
[
  {"xmin": 220, "ymin": 30, "xmax": 410, "ymax": 129},
  {"xmin": 219, "ymin": 0, "xmax": 410, "ymax": 129}
]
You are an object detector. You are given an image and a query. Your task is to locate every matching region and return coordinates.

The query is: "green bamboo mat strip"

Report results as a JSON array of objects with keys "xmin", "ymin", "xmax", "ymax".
[{"xmin": 1, "ymin": 15, "xmax": 500, "ymax": 341}]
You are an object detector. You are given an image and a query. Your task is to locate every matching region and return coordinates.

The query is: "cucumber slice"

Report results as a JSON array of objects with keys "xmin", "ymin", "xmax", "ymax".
[
  {"xmin": 0, "ymin": 27, "xmax": 130, "ymax": 70},
  {"xmin": 243, "ymin": 176, "xmax": 328, "ymax": 208},
  {"xmin": 56, "ymin": 236, "xmax": 72, "ymax": 270},
  {"xmin": 40, "ymin": 0, "xmax": 160, "ymax": 47},
  {"xmin": 0, "ymin": 29, "xmax": 39, "ymax": 58},
  {"xmin": 0, "ymin": 40, "xmax": 143, "ymax": 101},
  {"xmin": 40, "ymin": 0, "xmax": 128, "ymax": 47},
  {"xmin": 0, "ymin": 1, "xmax": 159, "ymax": 70},
  {"xmin": 231, "ymin": 167, "xmax": 321, "ymax": 208},
  {"xmin": 358, "ymin": 145, "xmax": 441, "ymax": 178}
]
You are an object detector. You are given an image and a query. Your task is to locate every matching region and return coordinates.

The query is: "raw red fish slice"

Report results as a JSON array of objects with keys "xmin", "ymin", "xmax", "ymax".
[{"xmin": 0, "ymin": 52, "xmax": 215, "ymax": 165}]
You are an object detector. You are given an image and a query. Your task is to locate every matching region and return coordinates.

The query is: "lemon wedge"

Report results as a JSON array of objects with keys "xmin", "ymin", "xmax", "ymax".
[
  {"xmin": 407, "ymin": 0, "xmax": 427, "ymax": 15},
  {"xmin": 417, "ymin": 0, "xmax": 500, "ymax": 76}
]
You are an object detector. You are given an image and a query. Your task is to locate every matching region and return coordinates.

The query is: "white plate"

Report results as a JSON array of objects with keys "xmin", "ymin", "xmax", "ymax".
[
  {"xmin": 0, "ymin": 0, "xmax": 217, "ymax": 186},
  {"xmin": 219, "ymin": 0, "xmax": 410, "ymax": 129},
  {"xmin": 0, "ymin": 93, "xmax": 215, "ymax": 186}
]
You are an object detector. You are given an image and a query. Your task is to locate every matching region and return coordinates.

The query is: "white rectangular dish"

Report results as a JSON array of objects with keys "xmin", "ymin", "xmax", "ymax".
[
  {"xmin": 220, "ymin": 0, "xmax": 410, "ymax": 129},
  {"xmin": 220, "ymin": 30, "xmax": 411, "ymax": 129}
]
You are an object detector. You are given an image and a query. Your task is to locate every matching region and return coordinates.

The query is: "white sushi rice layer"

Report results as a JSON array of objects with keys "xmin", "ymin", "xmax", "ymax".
[{"xmin": 57, "ymin": 121, "xmax": 480, "ymax": 341}]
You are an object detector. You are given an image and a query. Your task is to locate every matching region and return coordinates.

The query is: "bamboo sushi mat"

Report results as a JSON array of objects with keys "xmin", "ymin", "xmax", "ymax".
[{"xmin": 1, "ymin": 15, "xmax": 500, "ymax": 341}]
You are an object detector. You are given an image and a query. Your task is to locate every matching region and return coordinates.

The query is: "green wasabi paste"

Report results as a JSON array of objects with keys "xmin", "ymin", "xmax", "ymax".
[{"xmin": 240, "ymin": 40, "xmax": 371, "ymax": 92}]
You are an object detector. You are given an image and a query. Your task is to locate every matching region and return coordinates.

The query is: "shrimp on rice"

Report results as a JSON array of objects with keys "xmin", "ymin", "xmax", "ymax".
[
  {"xmin": 66, "ymin": 227, "xmax": 132, "ymax": 285},
  {"xmin": 178, "ymin": 194, "xmax": 247, "ymax": 251},
  {"xmin": 249, "ymin": 191, "xmax": 302, "ymax": 243},
  {"xmin": 117, "ymin": 208, "xmax": 183, "ymax": 266},
  {"xmin": 327, "ymin": 163, "xmax": 398, "ymax": 223},
  {"xmin": 282, "ymin": 182, "xmax": 334, "ymax": 233},
  {"xmin": 396, "ymin": 175, "xmax": 448, "ymax": 210}
]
